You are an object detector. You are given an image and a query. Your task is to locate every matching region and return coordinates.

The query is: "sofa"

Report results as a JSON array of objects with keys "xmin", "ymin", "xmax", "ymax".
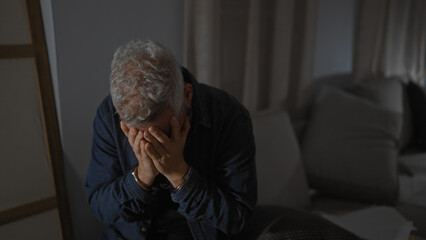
[{"xmin": 237, "ymin": 74, "xmax": 426, "ymax": 239}]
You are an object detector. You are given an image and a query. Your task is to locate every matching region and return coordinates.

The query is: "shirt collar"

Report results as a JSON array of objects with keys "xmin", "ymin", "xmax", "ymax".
[{"xmin": 181, "ymin": 66, "xmax": 211, "ymax": 129}]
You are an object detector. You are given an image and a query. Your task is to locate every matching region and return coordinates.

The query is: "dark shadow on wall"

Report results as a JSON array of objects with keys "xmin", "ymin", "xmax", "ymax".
[{"xmin": 63, "ymin": 153, "xmax": 106, "ymax": 240}]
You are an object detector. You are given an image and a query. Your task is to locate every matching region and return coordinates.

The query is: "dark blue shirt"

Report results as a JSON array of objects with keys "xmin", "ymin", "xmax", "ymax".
[{"xmin": 85, "ymin": 68, "xmax": 257, "ymax": 240}]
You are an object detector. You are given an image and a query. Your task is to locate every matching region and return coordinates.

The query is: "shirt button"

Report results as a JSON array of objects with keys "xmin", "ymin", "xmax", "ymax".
[{"xmin": 141, "ymin": 226, "xmax": 148, "ymax": 232}]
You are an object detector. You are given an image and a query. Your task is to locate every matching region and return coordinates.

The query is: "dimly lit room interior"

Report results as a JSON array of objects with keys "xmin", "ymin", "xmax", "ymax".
[{"xmin": 1, "ymin": 0, "xmax": 426, "ymax": 239}]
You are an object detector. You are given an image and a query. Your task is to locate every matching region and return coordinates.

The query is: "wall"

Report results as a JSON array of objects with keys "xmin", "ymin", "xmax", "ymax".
[
  {"xmin": 42, "ymin": 1, "xmax": 184, "ymax": 239},
  {"xmin": 313, "ymin": 0, "xmax": 358, "ymax": 78}
]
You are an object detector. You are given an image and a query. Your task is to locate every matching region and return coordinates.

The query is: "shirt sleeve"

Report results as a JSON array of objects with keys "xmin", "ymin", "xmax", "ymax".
[
  {"xmin": 171, "ymin": 107, "xmax": 257, "ymax": 235},
  {"xmin": 85, "ymin": 103, "xmax": 156, "ymax": 224}
]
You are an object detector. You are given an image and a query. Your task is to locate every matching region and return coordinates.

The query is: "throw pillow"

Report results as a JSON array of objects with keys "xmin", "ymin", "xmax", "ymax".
[
  {"xmin": 251, "ymin": 110, "xmax": 310, "ymax": 208},
  {"xmin": 302, "ymin": 87, "xmax": 402, "ymax": 204},
  {"xmin": 348, "ymin": 77, "xmax": 411, "ymax": 150}
]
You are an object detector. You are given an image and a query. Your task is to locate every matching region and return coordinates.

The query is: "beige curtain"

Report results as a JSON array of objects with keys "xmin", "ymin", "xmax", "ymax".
[
  {"xmin": 184, "ymin": 0, "xmax": 318, "ymax": 112},
  {"xmin": 354, "ymin": 0, "xmax": 426, "ymax": 84}
]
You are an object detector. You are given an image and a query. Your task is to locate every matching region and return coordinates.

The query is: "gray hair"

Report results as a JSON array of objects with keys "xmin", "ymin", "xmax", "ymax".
[{"xmin": 110, "ymin": 40, "xmax": 184, "ymax": 128}]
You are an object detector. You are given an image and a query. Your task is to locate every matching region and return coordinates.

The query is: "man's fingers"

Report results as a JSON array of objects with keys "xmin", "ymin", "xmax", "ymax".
[
  {"xmin": 148, "ymin": 126, "xmax": 168, "ymax": 144},
  {"xmin": 144, "ymin": 142, "xmax": 161, "ymax": 161},
  {"xmin": 144, "ymin": 131, "xmax": 167, "ymax": 156},
  {"xmin": 120, "ymin": 121, "xmax": 129, "ymax": 137},
  {"xmin": 133, "ymin": 130, "xmax": 143, "ymax": 154},
  {"xmin": 140, "ymin": 139, "xmax": 150, "ymax": 159},
  {"xmin": 128, "ymin": 127, "xmax": 138, "ymax": 145}
]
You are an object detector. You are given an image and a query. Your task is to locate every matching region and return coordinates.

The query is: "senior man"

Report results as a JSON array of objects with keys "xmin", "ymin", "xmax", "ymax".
[{"xmin": 86, "ymin": 40, "xmax": 257, "ymax": 240}]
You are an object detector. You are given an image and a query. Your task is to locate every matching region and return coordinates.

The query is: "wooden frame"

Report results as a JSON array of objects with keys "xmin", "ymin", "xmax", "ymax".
[
  {"xmin": 0, "ymin": 45, "xmax": 33, "ymax": 58},
  {"xmin": 0, "ymin": 0, "xmax": 73, "ymax": 239}
]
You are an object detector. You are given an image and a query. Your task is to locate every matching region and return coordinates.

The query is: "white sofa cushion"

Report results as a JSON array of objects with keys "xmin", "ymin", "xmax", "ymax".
[
  {"xmin": 349, "ymin": 77, "xmax": 410, "ymax": 149},
  {"xmin": 350, "ymin": 77, "xmax": 404, "ymax": 113},
  {"xmin": 302, "ymin": 87, "xmax": 402, "ymax": 204},
  {"xmin": 252, "ymin": 110, "xmax": 310, "ymax": 208}
]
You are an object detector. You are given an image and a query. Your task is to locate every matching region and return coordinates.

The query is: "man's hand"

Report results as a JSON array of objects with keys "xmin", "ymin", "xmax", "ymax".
[
  {"xmin": 121, "ymin": 122, "xmax": 159, "ymax": 187},
  {"xmin": 143, "ymin": 116, "xmax": 191, "ymax": 187}
]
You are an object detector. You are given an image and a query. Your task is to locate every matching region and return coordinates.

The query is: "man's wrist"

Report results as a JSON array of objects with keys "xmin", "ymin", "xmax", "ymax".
[
  {"xmin": 132, "ymin": 166, "xmax": 151, "ymax": 190},
  {"xmin": 168, "ymin": 163, "xmax": 190, "ymax": 187},
  {"xmin": 170, "ymin": 166, "xmax": 192, "ymax": 193}
]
